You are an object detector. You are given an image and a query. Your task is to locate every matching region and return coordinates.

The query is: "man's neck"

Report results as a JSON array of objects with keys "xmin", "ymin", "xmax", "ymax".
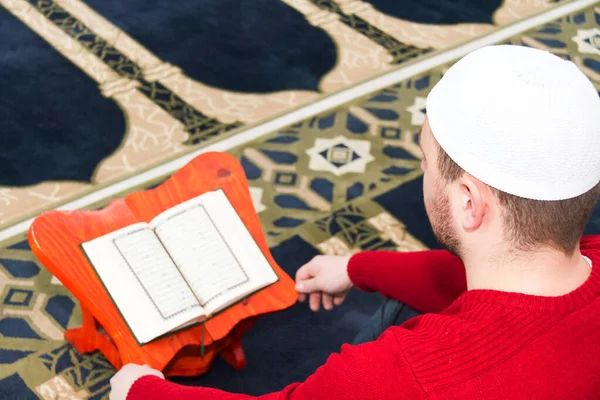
[{"xmin": 464, "ymin": 246, "xmax": 592, "ymax": 297}]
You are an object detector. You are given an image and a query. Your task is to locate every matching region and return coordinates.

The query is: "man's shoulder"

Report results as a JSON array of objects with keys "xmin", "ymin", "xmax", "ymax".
[
  {"xmin": 384, "ymin": 313, "xmax": 475, "ymax": 361},
  {"xmin": 383, "ymin": 313, "xmax": 490, "ymax": 390},
  {"xmin": 385, "ymin": 293, "xmax": 600, "ymax": 393},
  {"xmin": 385, "ymin": 308, "xmax": 600, "ymax": 397}
]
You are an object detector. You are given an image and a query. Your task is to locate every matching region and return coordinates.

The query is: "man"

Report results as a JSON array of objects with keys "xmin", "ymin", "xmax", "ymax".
[{"xmin": 110, "ymin": 45, "xmax": 600, "ymax": 399}]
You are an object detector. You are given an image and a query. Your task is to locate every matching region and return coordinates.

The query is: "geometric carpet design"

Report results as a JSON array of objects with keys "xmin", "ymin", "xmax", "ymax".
[
  {"xmin": 0, "ymin": 0, "xmax": 565, "ymax": 229},
  {"xmin": 1, "ymin": 0, "xmax": 600, "ymax": 398}
]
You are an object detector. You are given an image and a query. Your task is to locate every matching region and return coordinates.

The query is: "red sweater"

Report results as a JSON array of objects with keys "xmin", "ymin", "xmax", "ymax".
[{"xmin": 129, "ymin": 235, "xmax": 600, "ymax": 399}]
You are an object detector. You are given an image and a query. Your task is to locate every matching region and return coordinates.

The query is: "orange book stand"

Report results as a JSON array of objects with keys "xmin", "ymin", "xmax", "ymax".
[{"xmin": 28, "ymin": 152, "xmax": 298, "ymax": 377}]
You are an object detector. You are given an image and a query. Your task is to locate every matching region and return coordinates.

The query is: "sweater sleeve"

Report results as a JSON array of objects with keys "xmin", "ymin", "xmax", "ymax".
[
  {"xmin": 347, "ymin": 249, "xmax": 467, "ymax": 314},
  {"xmin": 347, "ymin": 235, "xmax": 598, "ymax": 314},
  {"xmin": 127, "ymin": 331, "xmax": 424, "ymax": 400}
]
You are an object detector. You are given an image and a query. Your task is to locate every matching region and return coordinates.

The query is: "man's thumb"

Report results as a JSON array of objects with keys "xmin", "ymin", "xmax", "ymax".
[{"xmin": 296, "ymin": 278, "xmax": 319, "ymax": 293}]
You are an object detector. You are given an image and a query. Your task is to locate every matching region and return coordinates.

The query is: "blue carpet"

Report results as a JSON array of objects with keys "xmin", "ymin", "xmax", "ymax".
[
  {"xmin": 0, "ymin": 6, "xmax": 126, "ymax": 186},
  {"xmin": 83, "ymin": 0, "xmax": 338, "ymax": 94},
  {"xmin": 370, "ymin": 0, "xmax": 503, "ymax": 24},
  {"xmin": 0, "ymin": 0, "xmax": 508, "ymax": 188}
]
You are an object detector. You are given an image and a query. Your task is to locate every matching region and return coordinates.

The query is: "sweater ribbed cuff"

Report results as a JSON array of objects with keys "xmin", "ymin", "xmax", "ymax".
[
  {"xmin": 128, "ymin": 375, "xmax": 166, "ymax": 400},
  {"xmin": 347, "ymin": 252, "xmax": 382, "ymax": 292}
]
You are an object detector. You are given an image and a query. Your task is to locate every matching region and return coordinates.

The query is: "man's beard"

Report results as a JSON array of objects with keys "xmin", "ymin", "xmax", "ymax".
[{"xmin": 425, "ymin": 186, "xmax": 462, "ymax": 258}]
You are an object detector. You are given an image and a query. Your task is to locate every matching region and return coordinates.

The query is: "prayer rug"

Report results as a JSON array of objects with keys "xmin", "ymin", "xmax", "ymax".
[
  {"xmin": 1, "ymin": 1, "xmax": 599, "ymax": 398},
  {"xmin": 0, "ymin": 0, "xmax": 567, "ymax": 230}
]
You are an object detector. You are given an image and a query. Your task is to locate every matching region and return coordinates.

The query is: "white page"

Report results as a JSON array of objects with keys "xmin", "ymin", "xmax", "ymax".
[
  {"xmin": 81, "ymin": 223, "xmax": 204, "ymax": 344},
  {"xmin": 113, "ymin": 229, "xmax": 201, "ymax": 318},
  {"xmin": 154, "ymin": 204, "xmax": 249, "ymax": 306},
  {"xmin": 151, "ymin": 190, "xmax": 278, "ymax": 314}
]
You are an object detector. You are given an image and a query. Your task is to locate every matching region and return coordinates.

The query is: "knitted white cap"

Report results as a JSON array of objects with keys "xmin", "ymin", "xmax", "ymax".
[{"xmin": 426, "ymin": 45, "xmax": 600, "ymax": 201}]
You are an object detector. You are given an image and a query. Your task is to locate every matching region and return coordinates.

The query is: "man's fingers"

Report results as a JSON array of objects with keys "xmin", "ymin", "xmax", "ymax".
[
  {"xmin": 333, "ymin": 295, "xmax": 345, "ymax": 306},
  {"xmin": 298, "ymin": 293, "xmax": 306, "ymax": 303},
  {"xmin": 309, "ymin": 292, "xmax": 321, "ymax": 312},
  {"xmin": 296, "ymin": 278, "xmax": 319, "ymax": 293},
  {"xmin": 322, "ymin": 294, "xmax": 334, "ymax": 311},
  {"xmin": 295, "ymin": 258, "xmax": 318, "ymax": 282}
]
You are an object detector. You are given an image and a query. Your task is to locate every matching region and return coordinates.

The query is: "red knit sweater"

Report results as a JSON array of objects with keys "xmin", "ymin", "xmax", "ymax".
[{"xmin": 129, "ymin": 235, "xmax": 600, "ymax": 399}]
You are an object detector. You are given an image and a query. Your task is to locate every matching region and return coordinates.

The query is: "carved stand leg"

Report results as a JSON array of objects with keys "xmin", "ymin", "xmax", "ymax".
[
  {"xmin": 220, "ymin": 338, "xmax": 247, "ymax": 370},
  {"xmin": 64, "ymin": 306, "xmax": 122, "ymax": 369},
  {"xmin": 218, "ymin": 317, "xmax": 257, "ymax": 370},
  {"xmin": 163, "ymin": 347, "xmax": 217, "ymax": 377}
]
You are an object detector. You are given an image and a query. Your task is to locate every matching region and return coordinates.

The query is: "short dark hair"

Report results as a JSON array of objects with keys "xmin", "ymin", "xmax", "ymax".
[{"xmin": 436, "ymin": 143, "xmax": 599, "ymax": 254}]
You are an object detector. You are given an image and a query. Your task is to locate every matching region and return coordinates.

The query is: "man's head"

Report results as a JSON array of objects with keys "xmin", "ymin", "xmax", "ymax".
[{"xmin": 420, "ymin": 45, "xmax": 600, "ymax": 259}]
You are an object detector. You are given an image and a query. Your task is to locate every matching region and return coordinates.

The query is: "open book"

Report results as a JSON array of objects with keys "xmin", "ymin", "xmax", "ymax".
[{"xmin": 80, "ymin": 189, "xmax": 278, "ymax": 345}]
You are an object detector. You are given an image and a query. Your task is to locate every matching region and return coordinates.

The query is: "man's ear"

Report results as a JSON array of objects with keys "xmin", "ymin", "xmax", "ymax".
[{"xmin": 457, "ymin": 176, "xmax": 488, "ymax": 232}]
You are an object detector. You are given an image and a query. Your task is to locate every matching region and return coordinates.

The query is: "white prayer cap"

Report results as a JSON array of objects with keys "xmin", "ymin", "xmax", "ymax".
[{"xmin": 426, "ymin": 45, "xmax": 600, "ymax": 201}]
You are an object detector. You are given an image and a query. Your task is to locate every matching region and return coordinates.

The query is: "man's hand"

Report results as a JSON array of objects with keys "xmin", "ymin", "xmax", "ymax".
[
  {"xmin": 109, "ymin": 363, "xmax": 164, "ymax": 400},
  {"xmin": 295, "ymin": 255, "xmax": 353, "ymax": 311}
]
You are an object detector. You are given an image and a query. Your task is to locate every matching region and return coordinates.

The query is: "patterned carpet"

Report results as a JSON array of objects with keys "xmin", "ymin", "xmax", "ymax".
[
  {"xmin": 0, "ymin": 0, "xmax": 562, "ymax": 230},
  {"xmin": 1, "ymin": 0, "xmax": 600, "ymax": 399}
]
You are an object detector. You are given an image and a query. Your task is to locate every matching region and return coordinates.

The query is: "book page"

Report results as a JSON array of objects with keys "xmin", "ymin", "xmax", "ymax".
[
  {"xmin": 113, "ymin": 229, "xmax": 201, "ymax": 318},
  {"xmin": 81, "ymin": 223, "xmax": 204, "ymax": 344},
  {"xmin": 151, "ymin": 189, "xmax": 278, "ymax": 315}
]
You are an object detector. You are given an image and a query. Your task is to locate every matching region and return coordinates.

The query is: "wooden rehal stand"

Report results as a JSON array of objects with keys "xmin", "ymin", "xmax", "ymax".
[{"xmin": 28, "ymin": 152, "xmax": 298, "ymax": 377}]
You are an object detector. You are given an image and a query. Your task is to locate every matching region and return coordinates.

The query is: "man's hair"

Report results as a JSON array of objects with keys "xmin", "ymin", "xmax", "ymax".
[{"xmin": 436, "ymin": 144, "xmax": 599, "ymax": 254}]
